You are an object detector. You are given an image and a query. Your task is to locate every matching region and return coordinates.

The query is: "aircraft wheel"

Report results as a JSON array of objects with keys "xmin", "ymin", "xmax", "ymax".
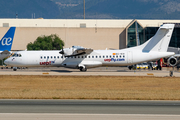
[
  {"xmin": 13, "ymin": 67, "xmax": 17, "ymax": 71},
  {"xmin": 79, "ymin": 67, "xmax": 87, "ymax": 72},
  {"xmin": 13, "ymin": 68, "xmax": 17, "ymax": 71}
]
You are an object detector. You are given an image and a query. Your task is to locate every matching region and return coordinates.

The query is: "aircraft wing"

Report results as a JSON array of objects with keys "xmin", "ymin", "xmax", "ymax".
[
  {"xmin": 65, "ymin": 48, "xmax": 93, "ymax": 57},
  {"xmin": 0, "ymin": 50, "xmax": 11, "ymax": 54}
]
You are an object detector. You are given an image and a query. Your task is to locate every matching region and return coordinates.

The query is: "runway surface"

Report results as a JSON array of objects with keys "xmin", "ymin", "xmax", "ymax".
[
  {"xmin": 0, "ymin": 100, "xmax": 180, "ymax": 114},
  {"xmin": 0, "ymin": 100, "xmax": 180, "ymax": 120},
  {"xmin": 0, "ymin": 67, "xmax": 179, "ymax": 77}
]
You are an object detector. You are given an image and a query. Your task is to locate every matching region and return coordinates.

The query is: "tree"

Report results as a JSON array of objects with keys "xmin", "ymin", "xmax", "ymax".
[{"xmin": 27, "ymin": 34, "xmax": 64, "ymax": 50}]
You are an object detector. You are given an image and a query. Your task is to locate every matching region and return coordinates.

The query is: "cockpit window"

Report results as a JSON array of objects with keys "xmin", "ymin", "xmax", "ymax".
[{"xmin": 12, "ymin": 53, "xmax": 22, "ymax": 57}]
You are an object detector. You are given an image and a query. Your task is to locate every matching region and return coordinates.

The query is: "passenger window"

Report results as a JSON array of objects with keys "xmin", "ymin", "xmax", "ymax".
[
  {"xmin": 78, "ymin": 56, "xmax": 80, "ymax": 58},
  {"xmin": 116, "ymin": 56, "xmax": 118, "ymax": 58},
  {"xmin": 61, "ymin": 56, "xmax": 63, "ymax": 58},
  {"xmin": 54, "ymin": 56, "xmax": 56, "ymax": 59},
  {"xmin": 99, "ymin": 56, "xmax": 101, "ymax": 58},
  {"xmin": 106, "ymin": 56, "xmax": 108, "ymax": 58},
  {"xmin": 47, "ymin": 56, "xmax": 49, "ymax": 59},
  {"xmin": 96, "ymin": 56, "xmax": 98, "ymax": 58},
  {"xmin": 44, "ymin": 56, "xmax": 46, "ymax": 59},
  {"xmin": 57, "ymin": 56, "xmax": 59, "ymax": 59},
  {"xmin": 92, "ymin": 56, "xmax": 94, "ymax": 58},
  {"xmin": 103, "ymin": 56, "xmax": 105, "ymax": 58},
  {"xmin": 74, "ymin": 56, "xmax": 76, "ymax": 58},
  {"xmin": 40, "ymin": 56, "xmax": 43, "ymax": 59},
  {"xmin": 51, "ymin": 56, "xmax": 53, "ymax": 59},
  {"xmin": 88, "ymin": 56, "xmax": 90, "ymax": 58},
  {"xmin": 16, "ymin": 54, "xmax": 18, "ymax": 57},
  {"xmin": 113, "ymin": 56, "xmax": 115, "ymax": 58},
  {"xmin": 82, "ymin": 56, "xmax": 83, "ymax": 58},
  {"xmin": 109, "ymin": 56, "xmax": 111, "ymax": 58},
  {"xmin": 120, "ymin": 56, "xmax": 121, "ymax": 58},
  {"xmin": 85, "ymin": 56, "xmax": 87, "ymax": 58}
]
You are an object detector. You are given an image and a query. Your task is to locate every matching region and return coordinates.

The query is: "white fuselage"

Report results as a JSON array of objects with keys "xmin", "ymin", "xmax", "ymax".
[
  {"xmin": 4, "ymin": 24, "xmax": 176, "ymax": 70},
  {"xmin": 5, "ymin": 49, "xmax": 174, "ymax": 69}
]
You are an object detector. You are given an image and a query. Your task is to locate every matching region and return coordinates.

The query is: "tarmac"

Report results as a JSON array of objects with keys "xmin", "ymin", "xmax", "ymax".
[{"xmin": 0, "ymin": 66, "xmax": 179, "ymax": 77}]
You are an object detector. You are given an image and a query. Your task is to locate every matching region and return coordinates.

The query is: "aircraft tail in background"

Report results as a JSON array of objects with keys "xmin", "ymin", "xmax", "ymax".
[{"xmin": 0, "ymin": 27, "xmax": 16, "ymax": 51}]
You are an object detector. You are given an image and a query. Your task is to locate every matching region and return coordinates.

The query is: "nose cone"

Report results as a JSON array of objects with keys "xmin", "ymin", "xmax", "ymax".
[{"xmin": 4, "ymin": 59, "xmax": 9, "ymax": 65}]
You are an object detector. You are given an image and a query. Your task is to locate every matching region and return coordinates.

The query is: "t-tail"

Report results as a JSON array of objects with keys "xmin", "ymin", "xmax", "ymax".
[
  {"xmin": 0, "ymin": 27, "xmax": 16, "ymax": 51},
  {"xmin": 137, "ymin": 24, "xmax": 175, "ymax": 53}
]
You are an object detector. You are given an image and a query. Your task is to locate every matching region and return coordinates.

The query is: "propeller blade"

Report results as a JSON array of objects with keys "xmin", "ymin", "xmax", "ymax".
[{"xmin": 59, "ymin": 43, "xmax": 64, "ymax": 54}]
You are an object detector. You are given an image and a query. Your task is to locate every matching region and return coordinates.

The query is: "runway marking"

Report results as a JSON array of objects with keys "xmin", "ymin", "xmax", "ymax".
[
  {"xmin": 147, "ymin": 73, "xmax": 154, "ymax": 76},
  {"xmin": 42, "ymin": 72, "xmax": 49, "ymax": 75}
]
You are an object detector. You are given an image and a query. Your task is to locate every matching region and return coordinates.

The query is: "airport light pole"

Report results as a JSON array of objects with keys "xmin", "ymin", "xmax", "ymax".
[{"xmin": 84, "ymin": 0, "xmax": 85, "ymax": 19}]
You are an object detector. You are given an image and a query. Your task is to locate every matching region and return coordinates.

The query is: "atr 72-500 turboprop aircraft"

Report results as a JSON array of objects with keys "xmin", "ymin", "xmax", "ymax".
[{"xmin": 5, "ymin": 24, "xmax": 175, "ymax": 71}]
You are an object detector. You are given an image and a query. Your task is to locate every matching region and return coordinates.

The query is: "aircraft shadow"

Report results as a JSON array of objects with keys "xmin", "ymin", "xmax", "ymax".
[
  {"xmin": 81, "ymin": 70, "xmax": 129, "ymax": 72},
  {"xmin": 51, "ymin": 70, "xmax": 73, "ymax": 73}
]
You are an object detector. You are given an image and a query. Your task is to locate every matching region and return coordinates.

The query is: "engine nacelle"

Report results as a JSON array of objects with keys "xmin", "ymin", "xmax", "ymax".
[
  {"xmin": 60, "ymin": 46, "xmax": 85, "ymax": 56},
  {"xmin": 168, "ymin": 56, "xmax": 178, "ymax": 66}
]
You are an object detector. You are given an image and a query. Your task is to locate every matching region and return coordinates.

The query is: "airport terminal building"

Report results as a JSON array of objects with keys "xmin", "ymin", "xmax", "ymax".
[{"xmin": 0, "ymin": 19, "xmax": 180, "ymax": 51}]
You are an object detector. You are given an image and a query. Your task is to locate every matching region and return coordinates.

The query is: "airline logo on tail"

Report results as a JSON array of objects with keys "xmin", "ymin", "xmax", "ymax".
[
  {"xmin": 0, "ymin": 27, "xmax": 16, "ymax": 51},
  {"xmin": 1, "ymin": 37, "xmax": 12, "ymax": 46}
]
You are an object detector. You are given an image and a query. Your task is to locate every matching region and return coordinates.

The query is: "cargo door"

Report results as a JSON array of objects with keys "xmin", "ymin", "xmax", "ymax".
[{"xmin": 127, "ymin": 51, "xmax": 133, "ymax": 63}]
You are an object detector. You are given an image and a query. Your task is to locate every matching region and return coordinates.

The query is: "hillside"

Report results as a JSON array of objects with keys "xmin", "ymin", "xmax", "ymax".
[
  {"xmin": 56, "ymin": 0, "xmax": 180, "ymax": 19},
  {"xmin": 0, "ymin": 0, "xmax": 180, "ymax": 19},
  {"xmin": 0, "ymin": 0, "xmax": 59, "ymax": 19}
]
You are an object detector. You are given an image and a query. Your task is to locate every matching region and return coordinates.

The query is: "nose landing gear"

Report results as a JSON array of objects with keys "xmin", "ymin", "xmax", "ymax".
[{"xmin": 13, "ymin": 67, "xmax": 17, "ymax": 71}]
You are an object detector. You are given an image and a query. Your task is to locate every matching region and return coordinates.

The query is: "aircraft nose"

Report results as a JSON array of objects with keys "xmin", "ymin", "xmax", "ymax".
[{"xmin": 4, "ymin": 59, "xmax": 9, "ymax": 65}]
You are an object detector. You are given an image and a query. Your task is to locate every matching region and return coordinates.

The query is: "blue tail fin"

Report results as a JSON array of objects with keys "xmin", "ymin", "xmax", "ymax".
[{"xmin": 0, "ymin": 27, "xmax": 16, "ymax": 51}]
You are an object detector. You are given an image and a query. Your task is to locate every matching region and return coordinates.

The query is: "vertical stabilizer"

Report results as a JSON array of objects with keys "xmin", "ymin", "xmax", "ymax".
[
  {"xmin": 142, "ymin": 24, "xmax": 174, "ymax": 52},
  {"xmin": 0, "ymin": 27, "xmax": 16, "ymax": 51}
]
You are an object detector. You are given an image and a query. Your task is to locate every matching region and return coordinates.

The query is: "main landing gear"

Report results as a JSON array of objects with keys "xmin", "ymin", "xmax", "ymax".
[{"xmin": 79, "ymin": 67, "xmax": 87, "ymax": 72}]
